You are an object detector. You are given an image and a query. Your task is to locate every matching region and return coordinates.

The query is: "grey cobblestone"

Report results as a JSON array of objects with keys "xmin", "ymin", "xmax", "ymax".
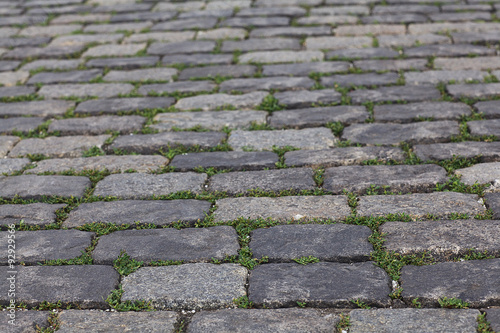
[
  {"xmin": 349, "ymin": 85, "xmax": 441, "ymax": 104},
  {"xmin": 468, "ymin": 119, "xmax": 500, "ymax": 137},
  {"xmin": 475, "ymin": 100, "xmax": 500, "ymax": 119},
  {"xmin": 455, "ymin": 162, "xmax": 500, "ymax": 187},
  {"xmin": 270, "ymin": 106, "xmax": 368, "ymax": 128},
  {"xmin": 0, "ymin": 158, "xmax": 30, "ymax": 175},
  {"xmin": 414, "ymin": 142, "xmax": 500, "ymax": 162},
  {"xmin": 374, "ymin": 102, "xmax": 471, "ymax": 123},
  {"xmin": 48, "ymin": 115, "xmax": 145, "ymax": 135},
  {"xmin": 0, "ymin": 203, "xmax": 66, "ymax": 227},
  {"xmin": 0, "ymin": 175, "xmax": 90, "ymax": 199},
  {"xmin": 0, "ymin": 117, "xmax": 44, "ymax": 135},
  {"xmin": 75, "ymin": 97, "xmax": 175, "ymax": 115},
  {"xmin": 0, "ymin": 100, "xmax": 75, "ymax": 118},
  {"xmin": 175, "ymin": 91, "xmax": 268, "ymax": 111},
  {"xmin": 170, "ymin": 151, "xmax": 279, "ymax": 171},
  {"xmin": 38, "ymin": 83, "xmax": 134, "ymax": 99}
]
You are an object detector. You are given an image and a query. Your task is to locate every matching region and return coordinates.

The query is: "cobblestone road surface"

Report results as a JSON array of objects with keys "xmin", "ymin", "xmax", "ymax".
[{"xmin": 1, "ymin": 0, "xmax": 500, "ymax": 332}]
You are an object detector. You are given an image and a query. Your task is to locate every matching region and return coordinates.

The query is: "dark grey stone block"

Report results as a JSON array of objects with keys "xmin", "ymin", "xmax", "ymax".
[
  {"xmin": 404, "ymin": 44, "xmax": 494, "ymax": 57},
  {"xmin": 374, "ymin": 102, "xmax": 471, "ymax": 123},
  {"xmin": 349, "ymin": 86, "xmax": 441, "ymax": 104},
  {"xmin": 270, "ymin": 106, "xmax": 368, "ymax": 129},
  {"xmin": 0, "ymin": 203, "xmax": 65, "ymax": 227},
  {"xmin": 0, "ymin": 100, "xmax": 75, "ymax": 118},
  {"xmin": 162, "ymin": 54, "xmax": 233, "ymax": 66},
  {"xmin": 321, "ymin": 73, "xmax": 399, "ymax": 88},
  {"xmin": 151, "ymin": 18, "xmax": 218, "ymax": 31},
  {"xmin": 0, "ymin": 86, "xmax": 36, "ymax": 99},
  {"xmin": 0, "ymin": 311, "xmax": 50, "ymax": 333},
  {"xmin": 221, "ymin": 38, "xmax": 301, "ymax": 52},
  {"xmin": 219, "ymin": 77, "xmax": 315, "ymax": 93},
  {"xmin": 75, "ymin": 97, "xmax": 175, "ymax": 115},
  {"xmin": 414, "ymin": 142, "xmax": 500, "ymax": 162},
  {"xmin": 148, "ymin": 41, "xmax": 216, "ymax": 55},
  {"xmin": 86, "ymin": 57, "xmax": 159, "ymax": 69},
  {"xmin": 49, "ymin": 115, "xmax": 145, "ymax": 135},
  {"xmin": 362, "ymin": 14, "xmax": 427, "ymax": 24},
  {"xmin": 354, "ymin": 59, "xmax": 428, "ymax": 72},
  {"xmin": 475, "ymin": 100, "xmax": 500, "ymax": 119},
  {"xmin": 221, "ymin": 17, "xmax": 290, "ymax": 28},
  {"xmin": 486, "ymin": 308, "xmax": 500, "ymax": 333},
  {"xmin": 468, "ymin": 119, "xmax": 500, "ymax": 137},
  {"xmin": 3, "ymin": 45, "xmax": 84, "ymax": 60},
  {"xmin": 262, "ymin": 62, "xmax": 350, "ymax": 76},
  {"xmin": 327, "ymin": 47, "xmax": 399, "ymax": 60},
  {"xmin": 0, "ymin": 175, "xmax": 90, "ymax": 199},
  {"xmin": 238, "ymin": 7, "xmax": 306, "ymax": 17},
  {"xmin": 273, "ymin": 90, "xmax": 342, "ymax": 109},
  {"xmin": 250, "ymin": 26, "xmax": 331, "ymax": 38},
  {"xmin": 27, "ymin": 69, "xmax": 102, "ymax": 85},
  {"xmin": 485, "ymin": 193, "xmax": 500, "ymax": 219},
  {"xmin": 170, "ymin": 151, "xmax": 279, "ymax": 171},
  {"xmin": 137, "ymin": 81, "xmax": 216, "ymax": 95},
  {"xmin": 448, "ymin": 83, "xmax": 500, "ymax": 99},
  {"xmin": 0, "ymin": 61, "xmax": 20, "ymax": 72},
  {"xmin": 0, "ymin": 158, "xmax": 30, "ymax": 175},
  {"xmin": 178, "ymin": 65, "xmax": 257, "ymax": 81},
  {"xmin": 0, "ymin": 117, "xmax": 44, "ymax": 134}
]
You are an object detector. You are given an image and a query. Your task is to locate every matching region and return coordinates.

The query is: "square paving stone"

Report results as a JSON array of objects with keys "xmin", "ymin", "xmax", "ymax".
[
  {"xmin": 108, "ymin": 131, "xmax": 226, "ymax": 154},
  {"xmin": 26, "ymin": 155, "xmax": 168, "ymax": 174},
  {"xmin": 219, "ymin": 77, "xmax": 315, "ymax": 93},
  {"xmin": 485, "ymin": 193, "xmax": 500, "ymax": 219},
  {"xmin": 0, "ymin": 230, "xmax": 93, "ymax": 264},
  {"xmin": 151, "ymin": 110, "xmax": 267, "ymax": 131},
  {"xmin": 270, "ymin": 106, "xmax": 368, "ymax": 129},
  {"xmin": 475, "ymin": 100, "xmax": 500, "ymax": 118},
  {"xmin": 228, "ymin": 128, "xmax": 337, "ymax": 151},
  {"xmin": 486, "ymin": 308, "xmax": 500, "ymax": 333},
  {"xmin": 0, "ymin": 100, "xmax": 75, "ymax": 118},
  {"xmin": 349, "ymin": 86, "xmax": 441, "ymax": 104},
  {"xmin": 448, "ymin": 83, "xmax": 500, "ymax": 99},
  {"xmin": 75, "ymin": 97, "xmax": 175, "ymax": 115},
  {"xmin": 0, "ymin": 117, "xmax": 44, "ymax": 135},
  {"xmin": 284, "ymin": 147, "xmax": 406, "ymax": 168},
  {"xmin": 178, "ymin": 65, "xmax": 256, "ymax": 81},
  {"xmin": 272, "ymin": 90, "xmax": 342, "ymax": 109},
  {"xmin": 214, "ymin": 195, "xmax": 351, "ymax": 222},
  {"xmin": 170, "ymin": 151, "xmax": 279, "ymax": 171},
  {"xmin": 400, "ymin": 258, "xmax": 500, "ymax": 308},
  {"xmin": 57, "ymin": 310, "xmax": 178, "ymax": 333},
  {"xmin": 38, "ymin": 84, "xmax": 134, "ymax": 99},
  {"xmin": 381, "ymin": 220, "xmax": 500, "ymax": 260},
  {"xmin": 86, "ymin": 57, "xmax": 160, "ymax": 69},
  {"xmin": 0, "ymin": 175, "xmax": 91, "ymax": 200},
  {"xmin": 323, "ymin": 164, "xmax": 448, "ymax": 194},
  {"xmin": 121, "ymin": 263, "xmax": 247, "ymax": 310},
  {"xmin": 349, "ymin": 309, "xmax": 480, "ymax": 333},
  {"xmin": 0, "ymin": 311, "xmax": 50, "ymax": 333},
  {"xmin": 8, "ymin": 135, "xmax": 110, "ymax": 158},
  {"xmin": 93, "ymin": 173, "xmax": 207, "ymax": 199},
  {"xmin": 262, "ymin": 62, "xmax": 349, "ymax": 76},
  {"xmin": 0, "ymin": 203, "xmax": 65, "ymax": 227},
  {"xmin": 374, "ymin": 102, "xmax": 471, "ymax": 123},
  {"xmin": 455, "ymin": 162, "xmax": 500, "ymax": 187},
  {"xmin": 175, "ymin": 91, "xmax": 268, "ymax": 111},
  {"xmin": 65, "ymin": 199, "xmax": 211, "ymax": 228},
  {"xmin": 342, "ymin": 121, "xmax": 460, "ymax": 145},
  {"xmin": 414, "ymin": 142, "xmax": 500, "ymax": 162},
  {"xmin": 188, "ymin": 308, "xmax": 340, "ymax": 333},
  {"xmin": 93, "ymin": 226, "xmax": 239, "ymax": 264},
  {"xmin": 208, "ymin": 168, "xmax": 316, "ymax": 195},
  {"xmin": 0, "ymin": 158, "xmax": 30, "ymax": 175},
  {"xmin": 0, "ymin": 135, "xmax": 20, "ymax": 158},
  {"xmin": 48, "ymin": 115, "xmax": 146, "ymax": 135},
  {"xmin": 321, "ymin": 73, "xmax": 400, "ymax": 88},
  {"xmin": 468, "ymin": 119, "xmax": 500, "ymax": 137},
  {"xmin": 248, "ymin": 262, "xmax": 391, "ymax": 308},
  {"xmin": 250, "ymin": 224, "xmax": 372, "ymax": 263},
  {"xmin": 357, "ymin": 192, "xmax": 485, "ymax": 219},
  {"xmin": 27, "ymin": 69, "xmax": 102, "ymax": 85},
  {"xmin": 0, "ymin": 265, "xmax": 119, "ymax": 309}
]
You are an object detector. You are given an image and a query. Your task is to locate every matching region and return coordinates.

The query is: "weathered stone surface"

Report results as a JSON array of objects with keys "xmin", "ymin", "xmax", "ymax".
[
  {"xmin": 0, "ymin": 230, "xmax": 93, "ymax": 264},
  {"xmin": 435, "ymin": 57, "xmax": 500, "ymax": 71},
  {"xmin": 485, "ymin": 193, "xmax": 500, "ymax": 219},
  {"xmin": 486, "ymin": 308, "xmax": 500, "ymax": 333},
  {"xmin": 0, "ymin": 158, "xmax": 29, "ymax": 175},
  {"xmin": 0, "ymin": 86, "xmax": 36, "ymax": 98},
  {"xmin": 357, "ymin": 192, "xmax": 485, "ymax": 219},
  {"xmin": 249, "ymin": 262, "xmax": 391, "ymax": 308},
  {"xmin": 197, "ymin": 28, "xmax": 246, "ymax": 40},
  {"xmin": 109, "ymin": 132, "xmax": 225, "ymax": 154},
  {"xmin": 3, "ymin": 45, "xmax": 84, "ymax": 60},
  {"xmin": 9, "ymin": 135, "xmax": 110, "ymax": 158},
  {"xmin": 0, "ymin": 265, "xmax": 119, "ymax": 309},
  {"xmin": 86, "ymin": 56, "xmax": 159, "ymax": 69},
  {"xmin": 321, "ymin": 73, "xmax": 399, "ymax": 88},
  {"xmin": 406, "ymin": 70, "xmax": 487, "ymax": 85},
  {"xmin": 0, "ymin": 117, "xmax": 43, "ymax": 134},
  {"xmin": 408, "ymin": 22, "xmax": 500, "ymax": 35},
  {"xmin": 27, "ymin": 69, "xmax": 102, "ymax": 85},
  {"xmin": 298, "ymin": 15, "xmax": 357, "ymax": 25},
  {"xmin": 0, "ymin": 203, "xmax": 65, "ymax": 227},
  {"xmin": 405, "ymin": 44, "xmax": 494, "ymax": 58},
  {"xmin": 39, "ymin": 83, "xmax": 134, "ymax": 99},
  {"xmin": 475, "ymin": 100, "xmax": 500, "ymax": 119},
  {"xmin": 214, "ymin": 195, "xmax": 351, "ymax": 222},
  {"xmin": 0, "ymin": 175, "xmax": 90, "ymax": 199},
  {"xmin": 238, "ymin": 6, "xmax": 306, "ymax": 17},
  {"xmin": 170, "ymin": 151, "xmax": 279, "ymax": 171},
  {"xmin": 374, "ymin": 102, "xmax": 471, "ymax": 123},
  {"xmin": 65, "ymin": 199, "xmax": 211, "ymax": 228},
  {"xmin": 0, "ymin": 60, "xmax": 20, "ymax": 72},
  {"xmin": 93, "ymin": 226, "xmax": 239, "ymax": 264},
  {"xmin": 220, "ymin": 17, "xmax": 290, "ymax": 28},
  {"xmin": 148, "ymin": 41, "xmax": 215, "ymax": 55},
  {"xmin": 238, "ymin": 51, "xmax": 324, "ymax": 64},
  {"xmin": 270, "ymin": 106, "xmax": 367, "ymax": 128},
  {"xmin": 82, "ymin": 43, "xmax": 146, "ymax": 58},
  {"xmin": 349, "ymin": 309, "xmax": 480, "ymax": 333},
  {"xmin": 338, "ymin": 23, "xmax": 408, "ymax": 34},
  {"xmin": 0, "ymin": 100, "xmax": 75, "ymax": 118},
  {"xmin": 162, "ymin": 53, "xmax": 233, "ymax": 66},
  {"xmin": 323, "ymin": 164, "xmax": 447, "ymax": 194},
  {"xmin": 178, "ymin": 65, "xmax": 255, "ymax": 81},
  {"xmin": 306, "ymin": 36, "xmax": 372, "ymax": 50},
  {"xmin": 349, "ymin": 86, "xmax": 441, "ymax": 104},
  {"xmin": 354, "ymin": 59, "xmax": 427, "ymax": 72},
  {"xmin": 0, "ymin": 135, "xmax": 19, "ymax": 158},
  {"xmin": 152, "ymin": 111, "xmax": 267, "ymax": 131},
  {"xmin": 176, "ymin": 91, "xmax": 268, "ymax": 111},
  {"xmin": 250, "ymin": 26, "xmax": 331, "ymax": 38},
  {"xmin": 151, "ymin": 18, "xmax": 218, "ymax": 31},
  {"xmin": 455, "ymin": 162, "xmax": 500, "ymax": 187},
  {"xmin": 75, "ymin": 97, "xmax": 175, "ymax": 115},
  {"xmin": 219, "ymin": 77, "xmax": 315, "ymax": 93},
  {"xmin": 229, "ymin": 128, "xmax": 337, "ymax": 151},
  {"xmin": 401, "ymin": 259, "xmax": 500, "ymax": 307},
  {"xmin": 122, "ymin": 264, "xmax": 247, "ymax": 310},
  {"xmin": 414, "ymin": 142, "xmax": 500, "ymax": 162},
  {"xmin": 452, "ymin": 32, "xmax": 500, "ymax": 44},
  {"xmin": 222, "ymin": 38, "xmax": 300, "ymax": 52},
  {"xmin": 124, "ymin": 32, "xmax": 195, "ymax": 44},
  {"xmin": 262, "ymin": 61, "xmax": 349, "ymax": 76},
  {"xmin": 272, "ymin": 90, "xmax": 341, "ymax": 109},
  {"xmin": 378, "ymin": 33, "xmax": 450, "ymax": 48},
  {"xmin": 84, "ymin": 22, "xmax": 151, "ymax": 34},
  {"xmin": 188, "ymin": 308, "xmax": 340, "ymax": 333},
  {"xmin": 327, "ymin": 47, "xmax": 399, "ymax": 60},
  {"xmin": 49, "ymin": 115, "xmax": 145, "ymax": 135},
  {"xmin": 0, "ymin": 311, "xmax": 50, "ymax": 333},
  {"xmin": 250, "ymin": 224, "xmax": 372, "ymax": 262},
  {"xmin": 93, "ymin": 173, "xmax": 207, "ymax": 199},
  {"xmin": 49, "ymin": 34, "xmax": 123, "ymax": 46},
  {"xmin": 57, "ymin": 311, "xmax": 178, "ymax": 333},
  {"xmin": 103, "ymin": 68, "xmax": 177, "ymax": 82},
  {"xmin": 468, "ymin": 119, "xmax": 500, "ymax": 137},
  {"xmin": 342, "ymin": 121, "xmax": 460, "ymax": 145},
  {"xmin": 27, "ymin": 155, "xmax": 168, "ymax": 174},
  {"xmin": 0, "ymin": 71, "xmax": 29, "ymax": 86}
]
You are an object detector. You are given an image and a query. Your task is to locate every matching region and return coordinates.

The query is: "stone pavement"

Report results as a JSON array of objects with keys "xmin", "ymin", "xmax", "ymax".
[{"xmin": 1, "ymin": 0, "xmax": 500, "ymax": 332}]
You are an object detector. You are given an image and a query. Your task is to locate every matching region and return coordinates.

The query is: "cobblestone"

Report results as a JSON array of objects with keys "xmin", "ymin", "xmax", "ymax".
[
  {"xmin": 414, "ymin": 142, "xmax": 500, "ymax": 162},
  {"xmin": 170, "ymin": 151, "xmax": 278, "ymax": 171},
  {"xmin": 270, "ymin": 106, "xmax": 367, "ymax": 128},
  {"xmin": 349, "ymin": 86, "xmax": 441, "ymax": 104},
  {"xmin": 374, "ymin": 102, "xmax": 471, "ymax": 123},
  {"xmin": 0, "ymin": 203, "xmax": 65, "ymax": 227},
  {"xmin": 75, "ymin": 97, "xmax": 175, "ymax": 115},
  {"xmin": 0, "ymin": 175, "xmax": 91, "ymax": 199},
  {"xmin": 455, "ymin": 162, "xmax": 500, "ymax": 187},
  {"xmin": 48, "ymin": 115, "xmax": 145, "ymax": 135},
  {"xmin": 175, "ymin": 91, "xmax": 268, "ymax": 111},
  {"xmin": 468, "ymin": 119, "xmax": 500, "ymax": 137}
]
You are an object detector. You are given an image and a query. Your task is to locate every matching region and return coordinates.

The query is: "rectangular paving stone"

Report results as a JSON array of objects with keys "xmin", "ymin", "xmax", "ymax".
[
  {"xmin": 208, "ymin": 168, "xmax": 316, "ymax": 195},
  {"xmin": 297, "ymin": 15, "xmax": 358, "ymax": 25},
  {"xmin": 27, "ymin": 69, "xmax": 102, "ymax": 85},
  {"xmin": 378, "ymin": 33, "xmax": 450, "ymax": 48},
  {"xmin": 0, "ymin": 311, "xmax": 50, "ymax": 333},
  {"xmin": 327, "ymin": 48, "xmax": 399, "ymax": 60},
  {"xmin": 214, "ymin": 195, "xmax": 351, "ymax": 222},
  {"xmin": 0, "ymin": 158, "xmax": 30, "ymax": 175},
  {"xmin": 430, "ymin": 12, "xmax": 491, "ymax": 22},
  {"xmin": 485, "ymin": 193, "xmax": 500, "ymax": 219},
  {"xmin": 151, "ymin": 18, "xmax": 218, "ymax": 31},
  {"xmin": 86, "ymin": 57, "xmax": 160, "ymax": 69},
  {"xmin": 3, "ymin": 45, "xmax": 84, "ymax": 60},
  {"xmin": 0, "ymin": 265, "xmax": 119, "ymax": 309},
  {"xmin": 451, "ymin": 32, "xmax": 500, "ymax": 44},
  {"xmin": 250, "ymin": 224, "xmax": 372, "ymax": 262},
  {"xmin": 487, "ymin": 308, "xmax": 500, "ymax": 333},
  {"xmin": 27, "ymin": 155, "xmax": 168, "ymax": 174},
  {"xmin": 38, "ymin": 84, "xmax": 134, "ymax": 99},
  {"xmin": 170, "ymin": 151, "xmax": 279, "ymax": 172},
  {"xmin": 229, "ymin": 128, "xmax": 337, "ymax": 151},
  {"xmin": 262, "ymin": 62, "xmax": 350, "ymax": 76},
  {"xmin": 238, "ymin": 6, "xmax": 306, "ymax": 17},
  {"xmin": 405, "ymin": 70, "xmax": 488, "ymax": 85},
  {"xmin": 0, "ymin": 117, "xmax": 44, "ymax": 134},
  {"xmin": 357, "ymin": 192, "xmax": 485, "ymax": 219},
  {"xmin": 249, "ymin": 262, "xmax": 391, "ymax": 308},
  {"xmin": 57, "ymin": 311, "xmax": 178, "ymax": 333},
  {"xmin": 323, "ymin": 164, "xmax": 448, "ymax": 194},
  {"xmin": 455, "ymin": 162, "xmax": 500, "ymax": 187},
  {"xmin": 65, "ymin": 199, "xmax": 211, "ymax": 228},
  {"xmin": 221, "ymin": 38, "xmax": 301, "ymax": 52},
  {"xmin": 354, "ymin": 59, "xmax": 428, "ymax": 72},
  {"xmin": 0, "ymin": 230, "xmax": 93, "ymax": 264},
  {"xmin": 103, "ymin": 67, "xmax": 178, "ymax": 82},
  {"xmin": 148, "ymin": 41, "xmax": 216, "ymax": 55},
  {"xmin": 475, "ymin": 100, "xmax": 500, "ymax": 119},
  {"xmin": 9, "ymin": 135, "xmax": 110, "ymax": 158},
  {"xmin": 270, "ymin": 106, "xmax": 368, "ymax": 129},
  {"xmin": 250, "ymin": 26, "xmax": 332, "ymax": 38},
  {"xmin": 122, "ymin": 263, "xmax": 247, "ymax": 310},
  {"xmin": 75, "ymin": 97, "xmax": 175, "ymax": 115},
  {"xmin": 374, "ymin": 102, "xmax": 471, "ymax": 123},
  {"xmin": 52, "ymin": 13, "xmax": 110, "ymax": 24},
  {"xmin": 162, "ymin": 53, "xmax": 233, "ymax": 66},
  {"xmin": 83, "ymin": 43, "xmax": 148, "ymax": 58},
  {"xmin": 93, "ymin": 226, "xmax": 239, "ymax": 264},
  {"xmin": 404, "ymin": 44, "xmax": 494, "ymax": 58},
  {"xmin": 238, "ymin": 51, "xmax": 324, "ymax": 64},
  {"xmin": 349, "ymin": 86, "xmax": 441, "ymax": 104},
  {"xmin": 401, "ymin": 259, "xmax": 500, "ymax": 308},
  {"xmin": 109, "ymin": 131, "xmax": 225, "ymax": 155},
  {"xmin": 188, "ymin": 308, "xmax": 339, "ymax": 333},
  {"xmin": 0, "ymin": 203, "xmax": 65, "ymax": 227},
  {"xmin": 0, "ymin": 60, "xmax": 20, "ymax": 71},
  {"xmin": 435, "ymin": 57, "xmax": 500, "ymax": 71},
  {"xmin": 408, "ymin": 22, "xmax": 500, "ymax": 35},
  {"xmin": 19, "ymin": 25, "xmax": 83, "ymax": 37},
  {"xmin": 349, "ymin": 309, "xmax": 480, "ymax": 333},
  {"xmin": 220, "ymin": 17, "xmax": 290, "ymax": 28},
  {"xmin": 49, "ymin": 34, "xmax": 124, "ymax": 46},
  {"xmin": 49, "ymin": 115, "xmax": 145, "ymax": 135},
  {"xmin": 372, "ymin": 5, "xmax": 439, "ymax": 14},
  {"xmin": 342, "ymin": 121, "xmax": 460, "ymax": 145},
  {"xmin": 0, "ymin": 175, "xmax": 91, "ymax": 199},
  {"xmin": 178, "ymin": 65, "xmax": 256, "ymax": 81},
  {"xmin": 414, "ymin": 142, "xmax": 500, "ymax": 162},
  {"xmin": 197, "ymin": 28, "xmax": 247, "ymax": 40},
  {"xmin": 321, "ymin": 73, "xmax": 399, "ymax": 88},
  {"xmin": 124, "ymin": 32, "xmax": 195, "ymax": 44},
  {"xmin": 0, "ymin": 71, "xmax": 29, "ymax": 86},
  {"xmin": 219, "ymin": 77, "xmax": 315, "ymax": 93},
  {"xmin": 93, "ymin": 173, "xmax": 207, "ymax": 199},
  {"xmin": 336, "ymin": 24, "xmax": 407, "ymax": 35},
  {"xmin": 175, "ymin": 92, "xmax": 268, "ymax": 111},
  {"xmin": 137, "ymin": 81, "xmax": 216, "ymax": 95},
  {"xmin": 84, "ymin": 22, "xmax": 151, "ymax": 34},
  {"xmin": 21, "ymin": 59, "xmax": 81, "ymax": 71},
  {"xmin": 273, "ymin": 90, "xmax": 342, "ymax": 109},
  {"xmin": 468, "ymin": 119, "xmax": 500, "ymax": 137},
  {"xmin": 0, "ymin": 86, "xmax": 36, "ymax": 99},
  {"xmin": 305, "ymin": 36, "xmax": 372, "ymax": 50},
  {"xmin": 284, "ymin": 146, "xmax": 406, "ymax": 168},
  {"xmin": 381, "ymin": 220, "xmax": 500, "ymax": 260}
]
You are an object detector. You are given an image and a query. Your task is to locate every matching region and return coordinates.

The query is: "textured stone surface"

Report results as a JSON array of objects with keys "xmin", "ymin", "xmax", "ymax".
[
  {"xmin": 38, "ymin": 84, "xmax": 134, "ymax": 99},
  {"xmin": 0, "ymin": 203, "xmax": 65, "ymax": 227},
  {"xmin": 0, "ymin": 100, "xmax": 75, "ymax": 118},
  {"xmin": 0, "ymin": 135, "xmax": 20, "ymax": 158},
  {"xmin": 321, "ymin": 73, "xmax": 399, "ymax": 88},
  {"xmin": 49, "ymin": 115, "xmax": 145, "ymax": 135},
  {"xmin": 414, "ymin": 142, "xmax": 500, "ymax": 162},
  {"xmin": 374, "ymin": 102, "xmax": 471, "ymax": 123},
  {"xmin": 485, "ymin": 193, "xmax": 500, "ymax": 219},
  {"xmin": 178, "ymin": 65, "xmax": 255, "ymax": 80},
  {"xmin": 401, "ymin": 259, "xmax": 500, "ymax": 308},
  {"xmin": 487, "ymin": 308, "xmax": 500, "ymax": 333},
  {"xmin": 0, "ymin": 175, "xmax": 90, "ymax": 199},
  {"xmin": 349, "ymin": 86, "xmax": 441, "ymax": 104},
  {"xmin": 238, "ymin": 51, "xmax": 324, "ymax": 64},
  {"xmin": 448, "ymin": 83, "xmax": 500, "ymax": 99},
  {"xmin": 122, "ymin": 264, "xmax": 247, "ymax": 310},
  {"xmin": 0, "ymin": 311, "xmax": 50, "ymax": 332},
  {"xmin": 175, "ymin": 91, "xmax": 268, "ymax": 111},
  {"xmin": 214, "ymin": 195, "xmax": 351, "ymax": 222},
  {"xmin": 27, "ymin": 69, "xmax": 102, "ymax": 85},
  {"xmin": 405, "ymin": 70, "xmax": 487, "ymax": 85},
  {"xmin": 475, "ymin": 100, "xmax": 500, "ymax": 119},
  {"xmin": 219, "ymin": 77, "xmax": 314, "ymax": 93},
  {"xmin": 103, "ymin": 68, "xmax": 177, "ymax": 82},
  {"xmin": 138, "ymin": 81, "xmax": 216, "ymax": 95},
  {"xmin": 262, "ymin": 62, "xmax": 349, "ymax": 76},
  {"xmin": 273, "ymin": 90, "xmax": 342, "ymax": 109},
  {"xmin": 87, "ymin": 56, "xmax": 159, "ymax": 69},
  {"xmin": 270, "ymin": 106, "xmax": 368, "ymax": 129},
  {"xmin": 249, "ymin": 262, "xmax": 391, "ymax": 308},
  {"xmin": 357, "ymin": 192, "xmax": 485, "ymax": 219},
  {"xmin": 468, "ymin": 119, "xmax": 500, "ymax": 137},
  {"xmin": 455, "ymin": 162, "xmax": 500, "ymax": 187},
  {"xmin": 170, "ymin": 151, "xmax": 279, "ymax": 171},
  {"xmin": 354, "ymin": 59, "xmax": 427, "ymax": 72},
  {"xmin": 0, "ymin": 117, "xmax": 44, "ymax": 134},
  {"xmin": 75, "ymin": 97, "xmax": 175, "ymax": 115},
  {"xmin": 0, "ymin": 158, "xmax": 30, "ymax": 175}
]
